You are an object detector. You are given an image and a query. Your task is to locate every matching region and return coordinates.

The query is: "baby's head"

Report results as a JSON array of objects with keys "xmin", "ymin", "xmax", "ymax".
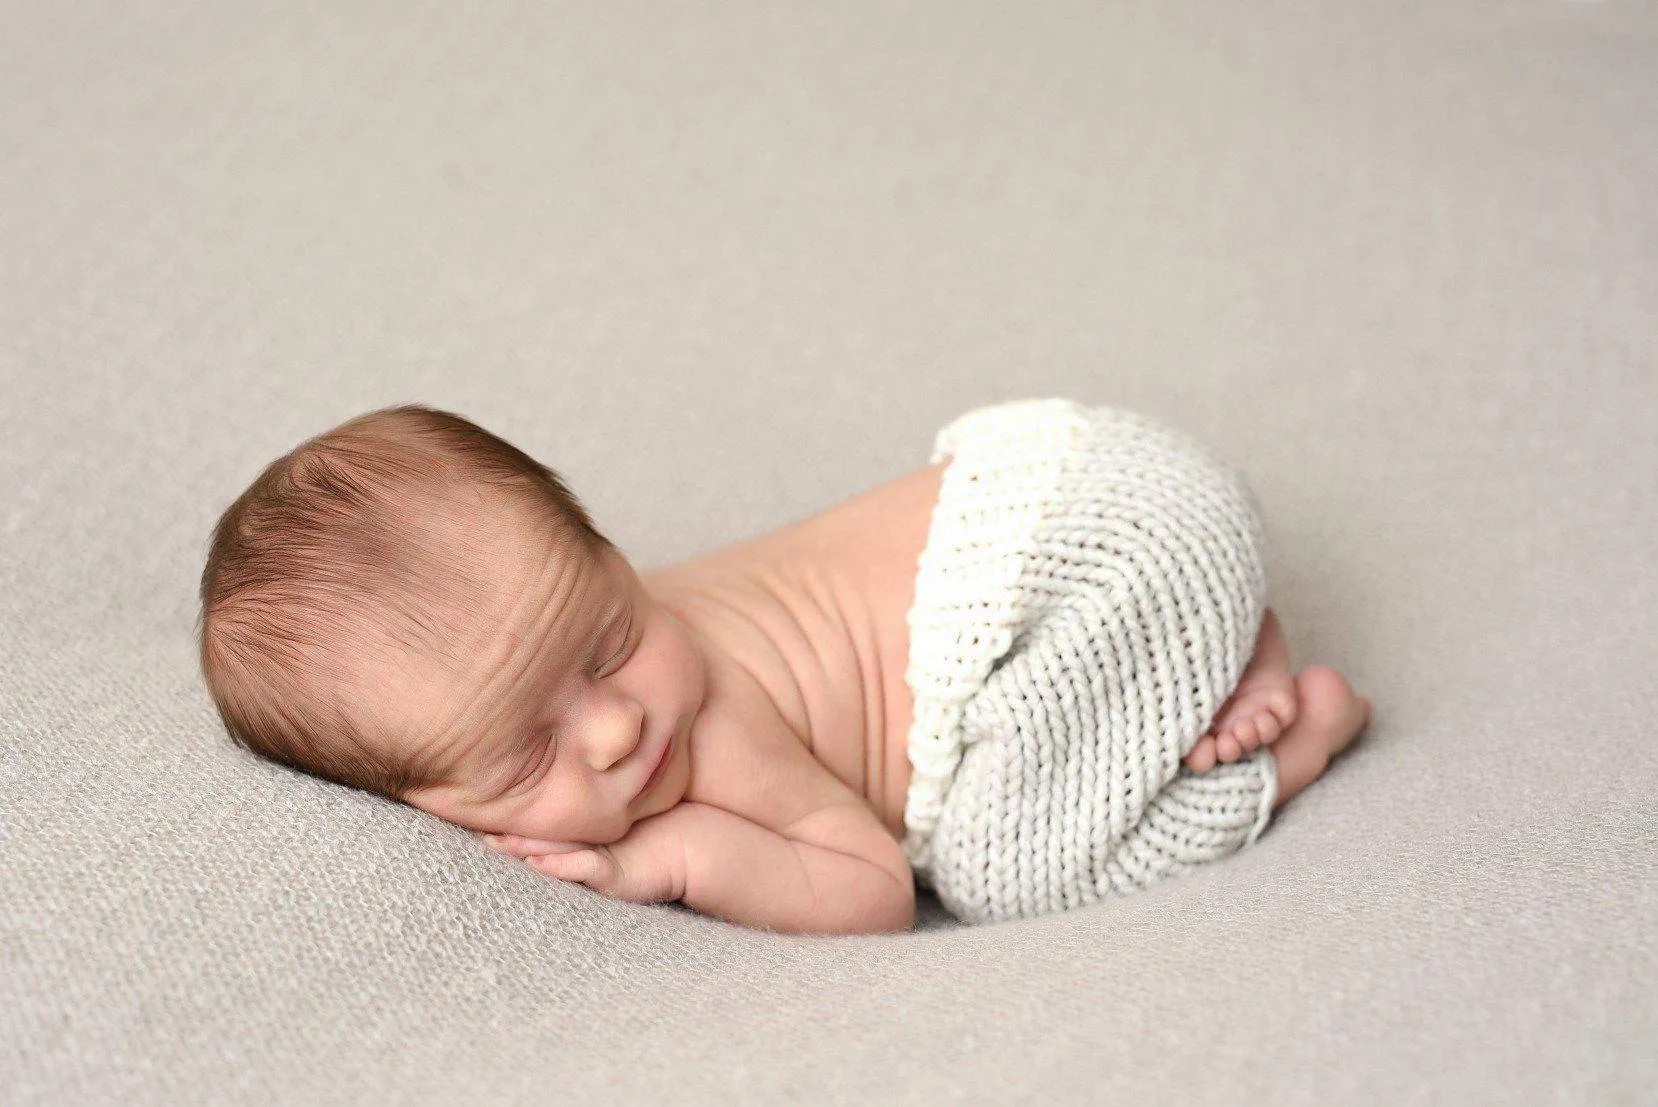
[{"xmin": 197, "ymin": 404, "xmax": 703, "ymax": 846}]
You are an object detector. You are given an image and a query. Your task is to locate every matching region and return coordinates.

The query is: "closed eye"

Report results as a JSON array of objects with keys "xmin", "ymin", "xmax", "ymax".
[
  {"xmin": 506, "ymin": 737, "xmax": 553, "ymax": 794},
  {"xmin": 598, "ymin": 611, "xmax": 635, "ymax": 675}
]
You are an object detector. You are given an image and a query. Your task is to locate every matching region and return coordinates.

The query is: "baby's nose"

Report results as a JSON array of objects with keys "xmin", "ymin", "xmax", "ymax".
[{"xmin": 580, "ymin": 696, "xmax": 646, "ymax": 770}]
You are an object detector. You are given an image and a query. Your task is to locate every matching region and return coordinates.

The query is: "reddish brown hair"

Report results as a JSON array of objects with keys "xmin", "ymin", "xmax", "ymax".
[{"xmin": 196, "ymin": 403, "xmax": 618, "ymax": 802}]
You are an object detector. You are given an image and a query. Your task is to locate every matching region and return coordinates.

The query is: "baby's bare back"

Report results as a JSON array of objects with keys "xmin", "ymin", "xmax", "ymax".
[{"xmin": 639, "ymin": 460, "xmax": 949, "ymax": 841}]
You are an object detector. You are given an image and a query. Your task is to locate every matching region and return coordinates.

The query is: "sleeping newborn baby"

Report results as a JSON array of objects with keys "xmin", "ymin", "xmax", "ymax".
[{"xmin": 196, "ymin": 397, "xmax": 1373, "ymax": 933}]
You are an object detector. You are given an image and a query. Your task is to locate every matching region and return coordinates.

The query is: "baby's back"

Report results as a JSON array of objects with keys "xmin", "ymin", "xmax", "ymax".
[{"xmin": 639, "ymin": 460, "xmax": 949, "ymax": 841}]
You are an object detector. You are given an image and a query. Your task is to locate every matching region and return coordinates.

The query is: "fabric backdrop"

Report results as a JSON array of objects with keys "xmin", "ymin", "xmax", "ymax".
[{"xmin": 2, "ymin": 1, "xmax": 1654, "ymax": 1103}]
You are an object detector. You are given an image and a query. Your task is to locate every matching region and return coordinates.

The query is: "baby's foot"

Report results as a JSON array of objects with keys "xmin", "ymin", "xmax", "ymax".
[
  {"xmin": 1269, "ymin": 666, "xmax": 1373, "ymax": 811},
  {"xmin": 1183, "ymin": 609, "xmax": 1297, "ymax": 772}
]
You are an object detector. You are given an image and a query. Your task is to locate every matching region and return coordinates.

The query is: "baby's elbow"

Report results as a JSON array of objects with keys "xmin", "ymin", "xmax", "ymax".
[
  {"xmin": 882, "ymin": 835, "xmax": 920, "ymax": 931},
  {"xmin": 791, "ymin": 813, "xmax": 918, "ymax": 934},
  {"xmin": 825, "ymin": 878, "xmax": 914, "ymax": 936},
  {"xmin": 863, "ymin": 863, "xmax": 917, "ymax": 934},
  {"xmin": 884, "ymin": 881, "xmax": 918, "ymax": 933},
  {"xmin": 815, "ymin": 860, "xmax": 916, "ymax": 936}
]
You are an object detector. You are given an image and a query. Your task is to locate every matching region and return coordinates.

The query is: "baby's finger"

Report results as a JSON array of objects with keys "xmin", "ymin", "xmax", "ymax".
[
  {"xmin": 529, "ymin": 849, "xmax": 615, "ymax": 890},
  {"xmin": 482, "ymin": 834, "xmax": 588, "ymax": 858}
]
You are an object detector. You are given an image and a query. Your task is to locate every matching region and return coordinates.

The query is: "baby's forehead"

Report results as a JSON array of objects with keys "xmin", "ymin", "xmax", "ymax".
[
  {"xmin": 406, "ymin": 514, "xmax": 618, "ymax": 651},
  {"xmin": 343, "ymin": 530, "xmax": 610, "ymax": 761}
]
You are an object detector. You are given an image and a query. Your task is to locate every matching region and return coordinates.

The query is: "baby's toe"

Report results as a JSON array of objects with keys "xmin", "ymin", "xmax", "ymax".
[
  {"xmin": 1184, "ymin": 734, "xmax": 1218, "ymax": 772},
  {"xmin": 1234, "ymin": 713, "xmax": 1270, "ymax": 753},
  {"xmin": 1216, "ymin": 732, "xmax": 1242, "ymax": 762},
  {"xmin": 1251, "ymin": 709, "xmax": 1282, "ymax": 747},
  {"xmin": 1267, "ymin": 688, "xmax": 1298, "ymax": 729}
]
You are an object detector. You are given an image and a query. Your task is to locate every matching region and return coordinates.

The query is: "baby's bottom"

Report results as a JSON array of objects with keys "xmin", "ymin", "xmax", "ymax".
[
  {"xmin": 902, "ymin": 397, "xmax": 1374, "ymax": 924},
  {"xmin": 1268, "ymin": 667, "xmax": 1372, "ymax": 811}
]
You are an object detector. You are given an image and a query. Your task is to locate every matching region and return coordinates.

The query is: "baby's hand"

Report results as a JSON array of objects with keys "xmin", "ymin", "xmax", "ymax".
[{"xmin": 477, "ymin": 825, "xmax": 686, "ymax": 905}]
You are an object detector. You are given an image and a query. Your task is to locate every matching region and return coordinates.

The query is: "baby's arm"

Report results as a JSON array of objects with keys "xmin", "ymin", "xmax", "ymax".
[
  {"xmin": 678, "ymin": 800, "xmax": 914, "ymax": 935},
  {"xmin": 484, "ymin": 800, "xmax": 916, "ymax": 936}
]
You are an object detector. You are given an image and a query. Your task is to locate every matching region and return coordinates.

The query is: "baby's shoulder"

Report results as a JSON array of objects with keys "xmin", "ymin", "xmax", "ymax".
[{"xmin": 677, "ymin": 648, "xmax": 877, "ymax": 836}]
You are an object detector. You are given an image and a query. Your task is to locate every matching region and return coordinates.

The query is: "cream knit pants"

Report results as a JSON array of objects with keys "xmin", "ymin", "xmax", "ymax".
[{"xmin": 899, "ymin": 398, "xmax": 1279, "ymax": 925}]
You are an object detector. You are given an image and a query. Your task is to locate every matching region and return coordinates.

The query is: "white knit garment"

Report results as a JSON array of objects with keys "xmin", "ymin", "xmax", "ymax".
[{"xmin": 899, "ymin": 397, "xmax": 1280, "ymax": 925}]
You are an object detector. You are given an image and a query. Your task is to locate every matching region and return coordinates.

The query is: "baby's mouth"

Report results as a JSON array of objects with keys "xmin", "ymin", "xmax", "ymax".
[{"xmin": 635, "ymin": 726, "xmax": 674, "ymax": 799}]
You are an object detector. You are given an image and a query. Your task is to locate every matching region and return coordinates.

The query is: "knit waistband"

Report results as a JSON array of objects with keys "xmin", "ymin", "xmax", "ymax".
[{"xmin": 897, "ymin": 397, "xmax": 1098, "ymax": 873}]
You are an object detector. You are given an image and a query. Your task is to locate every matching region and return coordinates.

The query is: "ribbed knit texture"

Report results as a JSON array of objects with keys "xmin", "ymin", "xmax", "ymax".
[{"xmin": 900, "ymin": 398, "xmax": 1280, "ymax": 925}]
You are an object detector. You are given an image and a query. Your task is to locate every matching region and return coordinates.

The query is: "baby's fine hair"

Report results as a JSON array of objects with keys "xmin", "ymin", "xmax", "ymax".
[{"xmin": 196, "ymin": 403, "xmax": 618, "ymax": 802}]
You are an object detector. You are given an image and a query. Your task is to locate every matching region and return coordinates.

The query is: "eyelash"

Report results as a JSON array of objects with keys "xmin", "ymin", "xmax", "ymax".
[
  {"xmin": 597, "ymin": 613, "xmax": 634, "ymax": 675},
  {"xmin": 504, "ymin": 735, "xmax": 552, "ymax": 794}
]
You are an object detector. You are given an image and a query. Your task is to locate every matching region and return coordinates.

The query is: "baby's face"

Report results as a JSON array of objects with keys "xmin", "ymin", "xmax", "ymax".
[{"xmin": 393, "ymin": 533, "xmax": 705, "ymax": 847}]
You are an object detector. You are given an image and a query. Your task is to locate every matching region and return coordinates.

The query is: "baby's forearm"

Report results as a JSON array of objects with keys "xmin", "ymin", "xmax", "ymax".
[{"xmin": 671, "ymin": 801, "xmax": 915, "ymax": 936}]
